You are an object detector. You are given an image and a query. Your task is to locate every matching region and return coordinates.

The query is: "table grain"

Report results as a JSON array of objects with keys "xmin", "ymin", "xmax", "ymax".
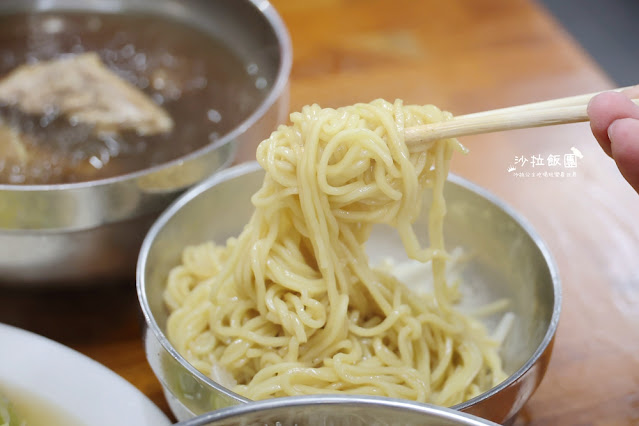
[{"xmin": 2, "ymin": 0, "xmax": 638, "ymax": 425}]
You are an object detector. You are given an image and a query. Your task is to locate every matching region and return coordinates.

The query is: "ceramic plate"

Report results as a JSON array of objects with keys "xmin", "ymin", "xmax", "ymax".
[{"xmin": 0, "ymin": 322, "xmax": 171, "ymax": 425}]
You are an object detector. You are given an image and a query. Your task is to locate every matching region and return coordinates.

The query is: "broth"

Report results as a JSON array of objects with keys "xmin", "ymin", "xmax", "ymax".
[
  {"xmin": 1, "ymin": 384, "xmax": 84, "ymax": 426},
  {"xmin": 0, "ymin": 12, "xmax": 268, "ymax": 184}
]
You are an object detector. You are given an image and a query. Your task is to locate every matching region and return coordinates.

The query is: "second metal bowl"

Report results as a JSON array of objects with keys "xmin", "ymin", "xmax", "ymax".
[{"xmin": 175, "ymin": 395, "xmax": 500, "ymax": 426}]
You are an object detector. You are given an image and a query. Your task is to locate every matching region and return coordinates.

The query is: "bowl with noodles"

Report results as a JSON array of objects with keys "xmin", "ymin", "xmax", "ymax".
[
  {"xmin": 0, "ymin": 0, "xmax": 291, "ymax": 286},
  {"xmin": 138, "ymin": 100, "xmax": 560, "ymax": 424}
]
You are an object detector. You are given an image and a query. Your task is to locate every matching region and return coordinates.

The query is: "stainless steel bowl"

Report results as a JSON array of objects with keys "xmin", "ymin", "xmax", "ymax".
[
  {"xmin": 137, "ymin": 162, "xmax": 561, "ymax": 424},
  {"xmin": 0, "ymin": 0, "xmax": 292, "ymax": 286},
  {"xmin": 175, "ymin": 395, "xmax": 500, "ymax": 426}
]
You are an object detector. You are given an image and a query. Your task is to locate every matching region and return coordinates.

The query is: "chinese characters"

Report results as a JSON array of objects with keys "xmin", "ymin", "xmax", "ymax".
[{"xmin": 508, "ymin": 147, "xmax": 582, "ymax": 178}]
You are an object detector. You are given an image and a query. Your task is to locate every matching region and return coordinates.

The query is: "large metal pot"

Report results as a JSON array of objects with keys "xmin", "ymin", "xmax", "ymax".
[{"xmin": 0, "ymin": 0, "xmax": 292, "ymax": 286}]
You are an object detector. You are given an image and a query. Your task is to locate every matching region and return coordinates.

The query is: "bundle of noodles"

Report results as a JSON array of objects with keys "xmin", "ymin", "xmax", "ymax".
[{"xmin": 164, "ymin": 99, "xmax": 507, "ymax": 406}]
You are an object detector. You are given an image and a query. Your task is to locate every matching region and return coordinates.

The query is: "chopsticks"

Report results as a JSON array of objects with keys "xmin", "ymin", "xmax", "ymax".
[{"xmin": 405, "ymin": 86, "xmax": 639, "ymax": 150}]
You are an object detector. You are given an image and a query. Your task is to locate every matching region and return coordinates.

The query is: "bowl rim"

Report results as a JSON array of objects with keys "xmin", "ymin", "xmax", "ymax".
[
  {"xmin": 175, "ymin": 395, "xmax": 500, "ymax": 426},
  {"xmin": 0, "ymin": 0, "xmax": 293, "ymax": 192},
  {"xmin": 136, "ymin": 161, "xmax": 562, "ymax": 412}
]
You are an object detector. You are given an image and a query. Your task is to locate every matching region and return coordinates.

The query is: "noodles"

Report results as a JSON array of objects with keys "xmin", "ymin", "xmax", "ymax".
[{"xmin": 164, "ymin": 99, "xmax": 507, "ymax": 406}]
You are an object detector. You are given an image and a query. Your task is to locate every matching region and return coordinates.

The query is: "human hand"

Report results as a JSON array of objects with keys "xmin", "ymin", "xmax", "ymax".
[{"xmin": 587, "ymin": 86, "xmax": 639, "ymax": 193}]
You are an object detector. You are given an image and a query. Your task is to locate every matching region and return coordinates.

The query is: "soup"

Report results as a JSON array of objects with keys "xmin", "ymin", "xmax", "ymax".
[
  {"xmin": 0, "ymin": 385, "xmax": 83, "ymax": 426},
  {"xmin": 0, "ymin": 12, "xmax": 267, "ymax": 184}
]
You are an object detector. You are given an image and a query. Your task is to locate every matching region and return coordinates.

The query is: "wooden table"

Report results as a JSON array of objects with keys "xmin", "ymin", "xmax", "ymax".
[{"xmin": 2, "ymin": 0, "xmax": 639, "ymax": 425}]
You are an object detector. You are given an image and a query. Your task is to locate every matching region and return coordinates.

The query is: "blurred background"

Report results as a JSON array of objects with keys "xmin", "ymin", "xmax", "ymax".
[{"xmin": 539, "ymin": 0, "xmax": 638, "ymax": 86}]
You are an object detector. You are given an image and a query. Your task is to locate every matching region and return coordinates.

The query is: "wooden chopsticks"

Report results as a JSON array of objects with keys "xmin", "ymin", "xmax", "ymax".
[{"xmin": 405, "ymin": 86, "xmax": 639, "ymax": 150}]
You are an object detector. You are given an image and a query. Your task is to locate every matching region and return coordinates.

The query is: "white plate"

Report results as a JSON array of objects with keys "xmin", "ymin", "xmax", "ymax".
[{"xmin": 0, "ymin": 322, "xmax": 172, "ymax": 426}]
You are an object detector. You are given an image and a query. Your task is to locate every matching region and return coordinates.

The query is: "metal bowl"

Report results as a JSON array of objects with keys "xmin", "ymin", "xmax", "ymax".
[
  {"xmin": 0, "ymin": 0, "xmax": 292, "ymax": 286},
  {"xmin": 137, "ymin": 162, "xmax": 561, "ymax": 424},
  {"xmin": 175, "ymin": 395, "xmax": 500, "ymax": 426}
]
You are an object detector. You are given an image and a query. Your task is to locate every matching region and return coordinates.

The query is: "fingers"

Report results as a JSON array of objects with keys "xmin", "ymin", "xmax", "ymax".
[
  {"xmin": 587, "ymin": 86, "xmax": 639, "ymax": 193},
  {"xmin": 622, "ymin": 85, "xmax": 639, "ymax": 99},
  {"xmin": 608, "ymin": 117, "xmax": 639, "ymax": 193},
  {"xmin": 587, "ymin": 91, "xmax": 639, "ymax": 157}
]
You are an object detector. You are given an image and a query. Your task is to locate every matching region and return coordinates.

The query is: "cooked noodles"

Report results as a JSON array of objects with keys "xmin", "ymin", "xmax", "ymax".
[{"xmin": 164, "ymin": 99, "xmax": 507, "ymax": 406}]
